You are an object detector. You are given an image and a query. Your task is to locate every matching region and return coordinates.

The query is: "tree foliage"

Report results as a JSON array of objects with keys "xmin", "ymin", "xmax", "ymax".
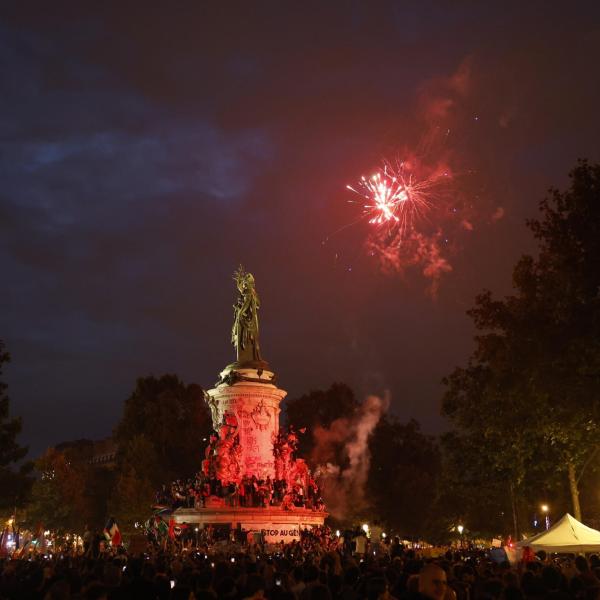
[
  {"xmin": 111, "ymin": 375, "xmax": 212, "ymax": 529},
  {"xmin": 0, "ymin": 340, "xmax": 32, "ymax": 511},
  {"xmin": 442, "ymin": 161, "xmax": 600, "ymax": 528},
  {"xmin": 109, "ymin": 435, "xmax": 159, "ymax": 535},
  {"xmin": 27, "ymin": 447, "xmax": 90, "ymax": 532},
  {"xmin": 367, "ymin": 416, "xmax": 440, "ymax": 538},
  {"xmin": 113, "ymin": 374, "xmax": 212, "ymax": 482}
]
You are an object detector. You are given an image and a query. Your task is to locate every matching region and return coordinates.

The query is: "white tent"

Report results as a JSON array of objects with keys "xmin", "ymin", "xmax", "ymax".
[{"xmin": 518, "ymin": 513, "xmax": 600, "ymax": 553}]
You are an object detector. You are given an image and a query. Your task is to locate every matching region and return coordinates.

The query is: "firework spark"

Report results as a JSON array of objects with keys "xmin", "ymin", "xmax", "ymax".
[
  {"xmin": 338, "ymin": 159, "xmax": 457, "ymax": 293},
  {"xmin": 346, "ymin": 162, "xmax": 436, "ymax": 238}
]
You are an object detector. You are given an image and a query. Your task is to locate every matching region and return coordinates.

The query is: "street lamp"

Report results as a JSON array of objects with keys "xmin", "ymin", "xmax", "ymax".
[
  {"xmin": 541, "ymin": 504, "xmax": 550, "ymax": 530},
  {"xmin": 457, "ymin": 524, "xmax": 464, "ymax": 548}
]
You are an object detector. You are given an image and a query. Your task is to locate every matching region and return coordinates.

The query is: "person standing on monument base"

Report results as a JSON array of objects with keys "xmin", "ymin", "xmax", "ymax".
[
  {"xmin": 228, "ymin": 481, "xmax": 239, "ymax": 507},
  {"xmin": 239, "ymin": 478, "xmax": 247, "ymax": 507}
]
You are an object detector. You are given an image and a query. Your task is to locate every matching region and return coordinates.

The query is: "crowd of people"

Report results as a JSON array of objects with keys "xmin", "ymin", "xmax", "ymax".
[
  {"xmin": 4, "ymin": 528, "xmax": 600, "ymax": 599},
  {"xmin": 156, "ymin": 474, "xmax": 325, "ymax": 512}
]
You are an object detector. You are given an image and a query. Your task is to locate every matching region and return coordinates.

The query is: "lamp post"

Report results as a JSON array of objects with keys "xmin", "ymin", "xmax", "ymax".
[
  {"xmin": 541, "ymin": 504, "xmax": 550, "ymax": 530},
  {"xmin": 457, "ymin": 524, "xmax": 464, "ymax": 548}
]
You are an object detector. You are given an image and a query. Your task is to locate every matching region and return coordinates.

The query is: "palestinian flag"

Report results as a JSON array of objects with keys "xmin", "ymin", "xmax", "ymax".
[{"xmin": 103, "ymin": 517, "xmax": 122, "ymax": 547}]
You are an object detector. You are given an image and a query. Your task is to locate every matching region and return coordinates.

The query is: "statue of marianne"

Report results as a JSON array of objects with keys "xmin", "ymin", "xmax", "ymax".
[{"xmin": 231, "ymin": 266, "xmax": 263, "ymax": 365}]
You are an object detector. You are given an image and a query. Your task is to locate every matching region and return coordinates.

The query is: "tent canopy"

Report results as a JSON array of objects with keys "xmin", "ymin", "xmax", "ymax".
[{"xmin": 518, "ymin": 513, "xmax": 600, "ymax": 553}]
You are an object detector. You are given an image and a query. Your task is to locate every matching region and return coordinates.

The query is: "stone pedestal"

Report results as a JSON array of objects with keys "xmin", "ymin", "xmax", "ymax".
[
  {"xmin": 206, "ymin": 366, "xmax": 287, "ymax": 480},
  {"xmin": 186, "ymin": 363, "xmax": 326, "ymax": 541},
  {"xmin": 173, "ymin": 506, "xmax": 327, "ymax": 544}
]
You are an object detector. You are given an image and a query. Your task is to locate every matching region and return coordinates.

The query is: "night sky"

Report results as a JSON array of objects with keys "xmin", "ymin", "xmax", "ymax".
[{"xmin": 2, "ymin": 2, "xmax": 600, "ymax": 458}]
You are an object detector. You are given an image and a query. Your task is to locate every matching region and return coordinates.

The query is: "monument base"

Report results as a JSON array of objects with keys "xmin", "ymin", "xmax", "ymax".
[{"xmin": 173, "ymin": 506, "xmax": 327, "ymax": 543}]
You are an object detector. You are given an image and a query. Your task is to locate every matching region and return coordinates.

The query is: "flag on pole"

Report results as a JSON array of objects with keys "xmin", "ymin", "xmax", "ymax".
[{"xmin": 103, "ymin": 517, "xmax": 122, "ymax": 547}]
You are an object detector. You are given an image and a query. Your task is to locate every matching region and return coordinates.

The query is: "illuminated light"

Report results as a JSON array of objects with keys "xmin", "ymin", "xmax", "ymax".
[
  {"xmin": 338, "ymin": 156, "xmax": 459, "ymax": 283},
  {"xmin": 336, "ymin": 530, "xmax": 340, "ymax": 537},
  {"xmin": 346, "ymin": 161, "xmax": 440, "ymax": 239},
  {"xmin": 382, "ymin": 532, "xmax": 387, "ymax": 538},
  {"xmin": 541, "ymin": 505, "xmax": 551, "ymax": 530},
  {"xmin": 457, "ymin": 525, "xmax": 464, "ymax": 535},
  {"xmin": 362, "ymin": 523, "xmax": 369, "ymax": 533}
]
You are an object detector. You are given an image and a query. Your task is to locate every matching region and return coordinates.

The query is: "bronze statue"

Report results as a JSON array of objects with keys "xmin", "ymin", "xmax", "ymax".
[{"xmin": 231, "ymin": 266, "xmax": 263, "ymax": 365}]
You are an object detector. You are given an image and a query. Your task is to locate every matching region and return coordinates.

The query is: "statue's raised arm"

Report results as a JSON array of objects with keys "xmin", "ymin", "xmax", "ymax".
[{"xmin": 231, "ymin": 265, "xmax": 263, "ymax": 365}]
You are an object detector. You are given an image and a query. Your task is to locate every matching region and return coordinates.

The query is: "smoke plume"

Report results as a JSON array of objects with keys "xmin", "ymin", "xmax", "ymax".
[{"xmin": 312, "ymin": 394, "xmax": 388, "ymax": 520}]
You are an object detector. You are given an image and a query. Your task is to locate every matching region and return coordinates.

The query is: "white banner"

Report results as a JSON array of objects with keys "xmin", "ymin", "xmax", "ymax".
[{"xmin": 242, "ymin": 524, "xmax": 301, "ymax": 543}]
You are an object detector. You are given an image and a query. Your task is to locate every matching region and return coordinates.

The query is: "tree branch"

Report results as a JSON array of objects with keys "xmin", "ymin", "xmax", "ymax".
[{"xmin": 577, "ymin": 444, "xmax": 600, "ymax": 486}]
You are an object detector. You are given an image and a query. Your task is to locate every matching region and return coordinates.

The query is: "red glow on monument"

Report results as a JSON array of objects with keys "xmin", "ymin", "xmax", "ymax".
[{"xmin": 171, "ymin": 267, "xmax": 326, "ymax": 542}]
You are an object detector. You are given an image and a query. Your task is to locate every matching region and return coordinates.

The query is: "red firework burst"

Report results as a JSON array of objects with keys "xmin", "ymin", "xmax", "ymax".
[{"xmin": 346, "ymin": 161, "xmax": 443, "ymax": 240}]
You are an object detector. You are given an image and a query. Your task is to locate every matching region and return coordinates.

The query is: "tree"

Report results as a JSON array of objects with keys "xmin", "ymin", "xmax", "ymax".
[
  {"xmin": 113, "ymin": 374, "xmax": 212, "ymax": 485},
  {"xmin": 441, "ymin": 342, "xmax": 554, "ymax": 539},
  {"xmin": 0, "ymin": 340, "xmax": 32, "ymax": 512},
  {"xmin": 109, "ymin": 435, "xmax": 159, "ymax": 535},
  {"xmin": 285, "ymin": 382, "xmax": 360, "ymax": 458},
  {"xmin": 442, "ymin": 161, "xmax": 600, "ymax": 526},
  {"xmin": 27, "ymin": 447, "xmax": 90, "ymax": 533},
  {"xmin": 521, "ymin": 160, "xmax": 600, "ymax": 519},
  {"xmin": 367, "ymin": 416, "xmax": 440, "ymax": 539}
]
